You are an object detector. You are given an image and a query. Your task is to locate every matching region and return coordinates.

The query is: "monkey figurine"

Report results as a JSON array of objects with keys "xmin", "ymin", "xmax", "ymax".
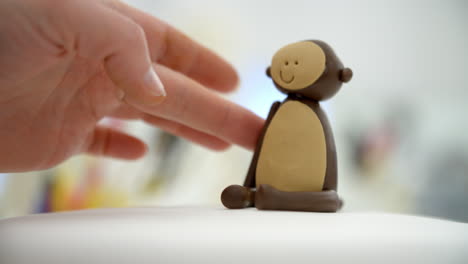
[{"xmin": 221, "ymin": 40, "xmax": 353, "ymax": 212}]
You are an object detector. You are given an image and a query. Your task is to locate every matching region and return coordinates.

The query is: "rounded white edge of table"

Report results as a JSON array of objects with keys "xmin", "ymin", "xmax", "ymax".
[{"xmin": 1, "ymin": 206, "xmax": 467, "ymax": 264}]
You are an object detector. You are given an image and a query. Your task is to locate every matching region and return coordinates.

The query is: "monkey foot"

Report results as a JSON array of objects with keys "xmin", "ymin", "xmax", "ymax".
[
  {"xmin": 255, "ymin": 184, "xmax": 342, "ymax": 212},
  {"xmin": 221, "ymin": 185, "xmax": 255, "ymax": 209}
]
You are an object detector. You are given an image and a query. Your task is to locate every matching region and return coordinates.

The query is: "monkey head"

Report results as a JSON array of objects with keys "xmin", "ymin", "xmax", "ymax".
[{"xmin": 266, "ymin": 40, "xmax": 352, "ymax": 101}]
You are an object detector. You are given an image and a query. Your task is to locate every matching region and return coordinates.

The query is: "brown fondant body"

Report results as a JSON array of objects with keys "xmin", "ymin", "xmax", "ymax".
[
  {"xmin": 248, "ymin": 96, "xmax": 337, "ymax": 192},
  {"xmin": 221, "ymin": 40, "xmax": 352, "ymax": 212}
]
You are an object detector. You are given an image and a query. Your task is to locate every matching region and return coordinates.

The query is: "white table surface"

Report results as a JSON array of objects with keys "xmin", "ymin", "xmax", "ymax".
[{"xmin": 1, "ymin": 207, "xmax": 467, "ymax": 264}]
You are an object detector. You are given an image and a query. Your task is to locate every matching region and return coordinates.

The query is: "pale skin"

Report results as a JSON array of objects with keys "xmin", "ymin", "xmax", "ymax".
[{"xmin": 0, "ymin": 0, "xmax": 264, "ymax": 172}]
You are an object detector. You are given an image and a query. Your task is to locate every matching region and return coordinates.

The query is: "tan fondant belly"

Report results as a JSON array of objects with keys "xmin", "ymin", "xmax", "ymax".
[{"xmin": 256, "ymin": 101, "xmax": 327, "ymax": 192}]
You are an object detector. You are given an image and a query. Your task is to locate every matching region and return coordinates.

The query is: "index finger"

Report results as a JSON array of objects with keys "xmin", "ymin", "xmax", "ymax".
[
  {"xmin": 108, "ymin": 1, "xmax": 239, "ymax": 92},
  {"xmin": 149, "ymin": 64, "xmax": 263, "ymax": 150}
]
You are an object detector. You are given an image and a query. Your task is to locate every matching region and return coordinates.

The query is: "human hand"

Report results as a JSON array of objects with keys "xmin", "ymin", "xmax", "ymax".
[{"xmin": 0, "ymin": 0, "xmax": 263, "ymax": 172}]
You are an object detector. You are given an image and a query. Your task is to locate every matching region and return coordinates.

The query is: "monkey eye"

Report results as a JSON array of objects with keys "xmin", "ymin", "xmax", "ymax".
[
  {"xmin": 295, "ymin": 60, "xmax": 299, "ymax": 65},
  {"xmin": 285, "ymin": 61, "xmax": 289, "ymax": 66}
]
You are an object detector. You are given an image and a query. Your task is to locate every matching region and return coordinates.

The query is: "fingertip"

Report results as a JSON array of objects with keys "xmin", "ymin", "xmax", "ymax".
[
  {"xmin": 225, "ymin": 71, "xmax": 241, "ymax": 93},
  {"xmin": 87, "ymin": 127, "xmax": 148, "ymax": 160},
  {"xmin": 209, "ymin": 142, "xmax": 232, "ymax": 152},
  {"xmin": 209, "ymin": 60, "xmax": 240, "ymax": 93},
  {"xmin": 215, "ymin": 62, "xmax": 240, "ymax": 93},
  {"xmin": 141, "ymin": 142, "xmax": 150, "ymax": 156},
  {"xmin": 189, "ymin": 49, "xmax": 240, "ymax": 93},
  {"xmin": 113, "ymin": 135, "xmax": 148, "ymax": 160},
  {"xmin": 226, "ymin": 109, "xmax": 264, "ymax": 151}
]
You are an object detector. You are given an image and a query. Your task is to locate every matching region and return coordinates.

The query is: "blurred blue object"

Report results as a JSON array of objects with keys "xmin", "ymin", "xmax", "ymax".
[{"xmin": 0, "ymin": 174, "xmax": 7, "ymax": 199}]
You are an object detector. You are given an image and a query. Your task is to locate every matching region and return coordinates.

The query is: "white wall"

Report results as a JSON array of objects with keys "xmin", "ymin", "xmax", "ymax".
[{"xmin": 3, "ymin": 0, "xmax": 467, "ymax": 219}]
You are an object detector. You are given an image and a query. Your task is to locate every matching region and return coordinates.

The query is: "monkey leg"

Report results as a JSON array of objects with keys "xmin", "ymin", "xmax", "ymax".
[
  {"xmin": 221, "ymin": 185, "xmax": 255, "ymax": 209},
  {"xmin": 255, "ymin": 184, "xmax": 343, "ymax": 212}
]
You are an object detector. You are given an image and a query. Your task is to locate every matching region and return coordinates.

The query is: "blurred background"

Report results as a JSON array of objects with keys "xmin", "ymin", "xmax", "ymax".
[{"xmin": 1, "ymin": 0, "xmax": 467, "ymax": 222}]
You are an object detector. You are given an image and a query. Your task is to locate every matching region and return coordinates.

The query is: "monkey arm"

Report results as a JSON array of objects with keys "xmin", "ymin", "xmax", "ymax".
[
  {"xmin": 243, "ymin": 101, "xmax": 281, "ymax": 188},
  {"xmin": 312, "ymin": 103, "xmax": 338, "ymax": 191}
]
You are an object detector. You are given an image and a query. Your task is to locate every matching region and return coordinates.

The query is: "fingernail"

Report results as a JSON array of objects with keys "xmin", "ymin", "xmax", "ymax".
[{"xmin": 144, "ymin": 67, "xmax": 166, "ymax": 97}]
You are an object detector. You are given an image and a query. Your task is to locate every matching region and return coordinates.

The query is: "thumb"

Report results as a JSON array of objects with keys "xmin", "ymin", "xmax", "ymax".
[
  {"xmin": 103, "ymin": 21, "xmax": 167, "ymax": 107},
  {"xmin": 67, "ymin": 1, "xmax": 166, "ymax": 109}
]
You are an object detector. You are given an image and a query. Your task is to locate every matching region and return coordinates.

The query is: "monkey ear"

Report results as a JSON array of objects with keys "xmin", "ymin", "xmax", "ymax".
[
  {"xmin": 266, "ymin": 67, "xmax": 271, "ymax": 78},
  {"xmin": 339, "ymin": 68, "xmax": 353, "ymax": 83}
]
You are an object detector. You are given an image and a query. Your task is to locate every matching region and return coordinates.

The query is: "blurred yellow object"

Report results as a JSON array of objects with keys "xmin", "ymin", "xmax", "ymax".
[
  {"xmin": 85, "ymin": 187, "xmax": 129, "ymax": 209},
  {"xmin": 50, "ymin": 166, "xmax": 77, "ymax": 212},
  {"xmin": 49, "ymin": 157, "xmax": 130, "ymax": 212}
]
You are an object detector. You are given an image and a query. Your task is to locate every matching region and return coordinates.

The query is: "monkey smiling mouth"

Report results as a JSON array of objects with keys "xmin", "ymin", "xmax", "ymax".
[{"xmin": 280, "ymin": 70, "xmax": 295, "ymax": 84}]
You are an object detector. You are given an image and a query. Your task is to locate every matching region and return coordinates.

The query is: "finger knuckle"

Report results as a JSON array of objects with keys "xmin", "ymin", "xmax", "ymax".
[
  {"xmin": 214, "ymin": 103, "xmax": 232, "ymax": 136},
  {"xmin": 121, "ymin": 22, "xmax": 146, "ymax": 46}
]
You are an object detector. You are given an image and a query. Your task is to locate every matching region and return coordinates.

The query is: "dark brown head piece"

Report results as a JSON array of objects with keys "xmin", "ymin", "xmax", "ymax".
[{"xmin": 266, "ymin": 40, "xmax": 352, "ymax": 101}]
